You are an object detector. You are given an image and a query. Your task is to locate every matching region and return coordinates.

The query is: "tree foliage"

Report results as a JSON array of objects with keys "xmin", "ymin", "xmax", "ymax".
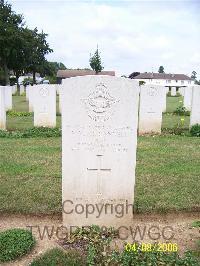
[
  {"xmin": 0, "ymin": 1, "xmax": 53, "ymax": 85},
  {"xmin": 191, "ymin": 70, "xmax": 197, "ymax": 80},
  {"xmin": 158, "ymin": 66, "xmax": 165, "ymax": 73},
  {"xmin": 0, "ymin": 1, "xmax": 23, "ymax": 84},
  {"xmin": 40, "ymin": 61, "xmax": 67, "ymax": 84},
  {"xmin": 89, "ymin": 47, "xmax": 104, "ymax": 74},
  {"xmin": 129, "ymin": 72, "xmax": 140, "ymax": 79}
]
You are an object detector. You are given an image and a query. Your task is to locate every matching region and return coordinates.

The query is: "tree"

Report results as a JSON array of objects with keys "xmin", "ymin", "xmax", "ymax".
[
  {"xmin": 191, "ymin": 70, "xmax": 197, "ymax": 80},
  {"xmin": 129, "ymin": 72, "xmax": 140, "ymax": 79},
  {"xmin": 89, "ymin": 47, "xmax": 104, "ymax": 74},
  {"xmin": 8, "ymin": 27, "xmax": 30, "ymax": 89},
  {"xmin": 0, "ymin": 2, "xmax": 53, "ymax": 86},
  {"xmin": 38, "ymin": 61, "xmax": 67, "ymax": 84},
  {"xmin": 0, "ymin": 1, "xmax": 24, "ymax": 85},
  {"xmin": 158, "ymin": 66, "xmax": 164, "ymax": 73},
  {"xmin": 25, "ymin": 28, "xmax": 53, "ymax": 84}
]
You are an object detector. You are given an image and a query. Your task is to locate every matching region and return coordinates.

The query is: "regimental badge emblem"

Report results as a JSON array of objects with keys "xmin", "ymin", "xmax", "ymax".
[
  {"xmin": 39, "ymin": 87, "xmax": 49, "ymax": 97},
  {"xmin": 83, "ymin": 83, "xmax": 119, "ymax": 122},
  {"xmin": 148, "ymin": 86, "xmax": 158, "ymax": 97}
]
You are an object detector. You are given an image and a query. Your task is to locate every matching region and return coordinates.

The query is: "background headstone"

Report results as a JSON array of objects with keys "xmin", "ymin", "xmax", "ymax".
[
  {"xmin": 12, "ymin": 85, "xmax": 17, "ymax": 95},
  {"xmin": 26, "ymin": 86, "xmax": 29, "ymax": 101},
  {"xmin": 0, "ymin": 86, "xmax": 6, "ymax": 130},
  {"xmin": 184, "ymin": 86, "xmax": 192, "ymax": 111},
  {"xmin": 5, "ymin": 86, "xmax": 12, "ymax": 111},
  {"xmin": 62, "ymin": 76, "xmax": 140, "ymax": 228},
  {"xmin": 139, "ymin": 85, "xmax": 164, "ymax": 134},
  {"xmin": 28, "ymin": 86, "xmax": 34, "ymax": 112},
  {"xmin": 33, "ymin": 85, "xmax": 56, "ymax": 127},
  {"xmin": 179, "ymin": 87, "xmax": 185, "ymax": 96},
  {"xmin": 171, "ymin": 87, "xmax": 176, "ymax": 96},
  {"xmin": 20, "ymin": 85, "xmax": 25, "ymax": 95},
  {"xmin": 190, "ymin": 85, "xmax": 200, "ymax": 127},
  {"xmin": 162, "ymin": 88, "xmax": 167, "ymax": 112},
  {"xmin": 58, "ymin": 85, "xmax": 62, "ymax": 114}
]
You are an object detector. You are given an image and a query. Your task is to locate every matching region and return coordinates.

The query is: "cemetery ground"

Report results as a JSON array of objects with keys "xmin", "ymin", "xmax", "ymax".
[{"xmin": 0, "ymin": 95, "xmax": 199, "ymax": 265}]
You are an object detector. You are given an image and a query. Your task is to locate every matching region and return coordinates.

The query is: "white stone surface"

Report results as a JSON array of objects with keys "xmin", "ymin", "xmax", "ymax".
[
  {"xmin": 33, "ymin": 85, "xmax": 56, "ymax": 127},
  {"xmin": 26, "ymin": 86, "xmax": 29, "ymax": 101},
  {"xmin": 190, "ymin": 85, "xmax": 200, "ymax": 127},
  {"xmin": 171, "ymin": 87, "xmax": 176, "ymax": 96},
  {"xmin": 62, "ymin": 76, "xmax": 140, "ymax": 228},
  {"xmin": 12, "ymin": 85, "xmax": 17, "ymax": 95},
  {"xmin": 183, "ymin": 86, "xmax": 192, "ymax": 111},
  {"xmin": 5, "ymin": 86, "xmax": 12, "ymax": 110},
  {"xmin": 28, "ymin": 86, "xmax": 34, "ymax": 112},
  {"xmin": 20, "ymin": 85, "xmax": 25, "ymax": 95},
  {"xmin": 58, "ymin": 85, "xmax": 62, "ymax": 114},
  {"xmin": 162, "ymin": 88, "xmax": 167, "ymax": 112},
  {"xmin": 139, "ymin": 85, "xmax": 164, "ymax": 134},
  {"xmin": 179, "ymin": 87, "xmax": 185, "ymax": 96},
  {"xmin": 0, "ymin": 86, "xmax": 6, "ymax": 130}
]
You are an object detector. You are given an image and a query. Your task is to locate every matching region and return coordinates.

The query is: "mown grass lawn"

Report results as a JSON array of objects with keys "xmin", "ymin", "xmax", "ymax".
[{"xmin": 0, "ymin": 135, "xmax": 199, "ymax": 214}]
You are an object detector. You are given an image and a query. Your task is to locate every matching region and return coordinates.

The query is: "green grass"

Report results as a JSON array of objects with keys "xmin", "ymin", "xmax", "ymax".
[
  {"xmin": 162, "ymin": 96, "xmax": 190, "ymax": 130},
  {"xmin": 162, "ymin": 113, "xmax": 190, "ymax": 129},
  {"xmin": 0, "ymin": 138, "xmax": 61, "ymax": 214},
  {"xmin": 166, "ymin": 95, "xmax": 183, "ymax": 113},
  {"xmin": 12, "ymin": 96, "xmax": 29, "ymax": 112},
  {"xmin": 135, "ymin": 135, "xmax": 200, "ymax": 213},
  {"xmin": 0, "ymin": 135, "xmax": 199, "ymax": 214},
  {"xmin": 0, "ymin": 229, "xmax": 35, "ymax": 263},
  {"xmin": 30, "ymin": 248, "xmax": 85, "ymax": 266}
]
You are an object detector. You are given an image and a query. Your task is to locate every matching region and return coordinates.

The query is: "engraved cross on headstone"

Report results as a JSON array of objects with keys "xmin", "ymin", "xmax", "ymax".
[
  {"xmin": 40, "ymin": 105, "xmax": 48, "ymax": 114},
  {"xmin": 87, "ymin": 154, "xmax": 111, "ymax": 196}
]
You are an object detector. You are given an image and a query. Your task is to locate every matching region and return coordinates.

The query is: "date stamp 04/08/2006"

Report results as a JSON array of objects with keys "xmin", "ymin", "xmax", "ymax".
[{"xmin": 125, "ymin": 243, "xmax": 178, "ymax": 252}]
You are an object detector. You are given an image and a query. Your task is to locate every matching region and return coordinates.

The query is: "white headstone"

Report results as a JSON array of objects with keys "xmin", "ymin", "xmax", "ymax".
[
  {"xmin": 58, "ymin": 86, "xmax": 62, "ymax": 114},
  {"xmin": 0, "ymin": 86, "xmax": 6, "ymax": 130},
  {"xmin": 20, "ymin": 85, "xmax": 25, "ymax": 95},
  {"xmin": 28, "ymin": 86, "xmax": 34, "ymax": 112},
  {"xmin": 162, "ymin": 88, "xmax": 167, "ymax": 112},
  {"xmin": 62, "ymin": 76, "xmax": 140, "ymax": 228},
  {"xmin": 183, "ymin": 86, "xmax": 192, "ymax": 111},
  {"xmin": 33, "ymin": 85, "xmax": 56, "ymax": 127},
  {"xmin": 5, "ymin": 86, "xmax": 12, "ymax": 110},
  {"xmin": 12, "ymin": 85, "xmax": 17, "ymax": 95},
  {"xmin": 26, "ymin": 86, "xmax": 29, "ymax": 101},
  {"xmin": 171, "ymin": 87, "xmax": 176, "ymax": 96},
  {"xmin": 139, "ymin": 85, "xmax": 164, "ymax": 134},
  {"xmin": 190, "ymin": 85, "xmax": 200, "ymax": 127},
  {"xmin": 179, "ymin": 87, "xmax": 185, "ymax": 96}
]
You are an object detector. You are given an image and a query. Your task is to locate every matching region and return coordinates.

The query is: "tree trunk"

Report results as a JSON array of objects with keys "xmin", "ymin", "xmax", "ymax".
[
  {"xmin": 33, "ymin": 71, "xmax": 36, "ymax": 84},
  {"xmin": 3, "ymin": 62, "xmax": 10, "ymax": 86},
  {"xmin": 16, "ymin": 73, "xmax": 20, "ymax": 94}
]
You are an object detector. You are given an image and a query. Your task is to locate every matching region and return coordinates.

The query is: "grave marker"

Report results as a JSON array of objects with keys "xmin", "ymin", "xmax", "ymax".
[
  {"xmin": 139, "ymin": 85, "xmax": 164, "ymax": 134},
  {"xmin": 33, "ymin": 85, "xmax": 56, "ymax": 127},
  {"xmin": 0, "ymin": 86, "xmax": 6, "ymax": 130},
  {"xmin": 184, "ymin": 86, "xmax": 192, "ymax": 111},
  {"xmin": 62, "ymin": 76, "xmax": 140, "ymax": 227},
  {"xmin": 190, "ymin": 85, "xmax": 200, "ymax": 127}
]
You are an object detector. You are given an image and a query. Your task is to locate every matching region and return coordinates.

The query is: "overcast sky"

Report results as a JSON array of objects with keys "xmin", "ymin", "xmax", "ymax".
[{"xmin": 11, "ymin": 0, "xmax": 200, "ymax": 77}]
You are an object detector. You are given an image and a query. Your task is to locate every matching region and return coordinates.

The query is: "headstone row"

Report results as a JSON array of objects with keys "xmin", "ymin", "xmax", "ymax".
[{"xmin": 1, "ymin": 82, "xmax": 199, "ymax": 133}]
